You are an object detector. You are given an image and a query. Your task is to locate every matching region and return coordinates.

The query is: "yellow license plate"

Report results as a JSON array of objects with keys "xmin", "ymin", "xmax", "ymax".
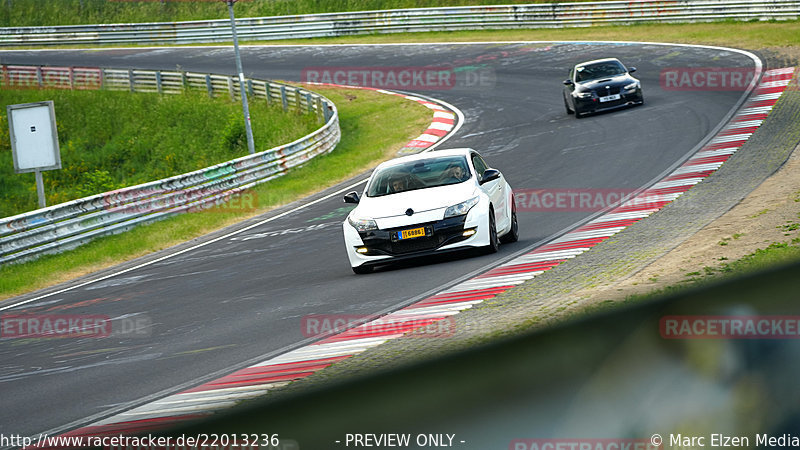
[{"xmin": 399, "ymin": 227, "xmax": 426, "ymax": 240}]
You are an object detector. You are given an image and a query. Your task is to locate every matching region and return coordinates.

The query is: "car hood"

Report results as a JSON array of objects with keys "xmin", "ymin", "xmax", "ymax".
[
  {"xmin": 578, "ymin": 74, "xmax": 634, "ymax": 90},
  {"xmin": 355, "ymin": 182, "xmax": 478, "ymax": 219}
]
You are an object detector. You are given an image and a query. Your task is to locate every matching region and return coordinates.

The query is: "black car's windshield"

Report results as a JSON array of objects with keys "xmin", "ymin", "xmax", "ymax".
[
  {"xmin": 366, "ymin": 155, "xmax": 471, "ymax": 197},
  {"xmin": 575, "ymin": 61, "xmax": 627, "ymax": 83}
]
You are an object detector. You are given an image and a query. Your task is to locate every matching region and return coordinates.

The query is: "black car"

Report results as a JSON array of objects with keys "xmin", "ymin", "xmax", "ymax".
[{"xmin": 563, "ymin": 58, "xmax": 644, "ymax": 118}]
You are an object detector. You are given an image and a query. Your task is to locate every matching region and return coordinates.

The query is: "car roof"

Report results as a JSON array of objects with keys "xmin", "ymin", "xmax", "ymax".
[
  {"xmin": 375, "ymin": 148, "xmax": 476, "ymax": 169},
  {"xmin": 575, "ymin": 57, "xmax": 623, "ymax": 68}
]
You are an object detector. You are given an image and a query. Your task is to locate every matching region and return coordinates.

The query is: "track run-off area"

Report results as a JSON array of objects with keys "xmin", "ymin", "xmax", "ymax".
[{"xmin": 0, "ymin": 42, "xmax": 769, "ymax": 439}]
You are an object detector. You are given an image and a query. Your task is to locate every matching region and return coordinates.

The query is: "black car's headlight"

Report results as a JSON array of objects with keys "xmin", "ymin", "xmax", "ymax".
[
  {"xmin": 624, "ymin": 82, "xmax": 640, "ymax": 91},
  {"xmin": 574, "ymin": 90, "xmax": 593, "ymax": 99},
  {"xmin": 444, "ymin": 196, "xmax": 480, "ymax": 219},
  {"xmin": 348, "ymin": 216, "xmax": 378, "ymax": 232}
]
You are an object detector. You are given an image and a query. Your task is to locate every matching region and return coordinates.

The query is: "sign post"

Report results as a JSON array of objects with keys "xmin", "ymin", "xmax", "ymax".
[
  {"xmin": 224, "ymin": 0, "xmax": 256, "ymax": 155},
  {"xmin": 8, "ymin": 101, "xmax": 61, "ymax": 209}
]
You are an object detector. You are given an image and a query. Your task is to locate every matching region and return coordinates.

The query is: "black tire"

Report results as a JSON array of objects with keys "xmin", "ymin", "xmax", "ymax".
[
  {"xmin": 500, "ymin": 205, "xmax": 519, "ymax": 244},
  {"xmin": 352, "ymin": 265, "xmax": 373, "ymax": 275},
  {"xmin": 484, "ymin": 209, "xmax": 499, "ymax": 254},
  {"xmin": 564, "ymin": 95, "xmax": 574, "ymax": 114}
]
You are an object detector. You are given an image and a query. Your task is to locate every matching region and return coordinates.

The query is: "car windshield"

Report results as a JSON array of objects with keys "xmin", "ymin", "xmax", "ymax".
[
  {"xmin": 575, "ymin": 61, "xmax": 627, "ymax": 83},
  {"xmin": 366, "ymin": 155, "xmax": 471, "ymax": 197}
]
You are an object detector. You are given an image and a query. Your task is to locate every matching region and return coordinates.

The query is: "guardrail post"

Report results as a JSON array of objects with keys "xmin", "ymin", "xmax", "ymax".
[
  {"xmin": 264, "ymin": 82, "xmax": 272, "ymax": 106},
  {"xmin": 305, "ymin": 92, "xmax": 313, "ymax": 114},
  {"xmin": 323, "ymin": 102, "xmax": 332, "ymax": 123},
  {"xmin": 315, "ymin": 96, "xmax": 324, "ymax": 123},
  {"xmin": 280, "ymin": 85, "xmax": 288, "ymax": 112},
  {"xmin": 247, "ymin": 79, "xmax": 254, "ymax": 97},
  {"xmin": 68, "ymin": 67, "xmax": 75, "ymax": 90},
  {"xmin": 227, "ymin": 76, "xmax": 235, "ymax": 101},
  {"xmin": 181, "ymin": 71, "xmax": 188, "ymax": 92},
  {"xmin": 36, "ymin": 67, "xmax": 43, "ymax": 88},
  {"xmin": 128, "ymin": 69, "xmax": 135, "ymax": 92},
  {"xmin": 100, "ymin": 69, "xmax": 106, "ymax": 90},
  {"xmin": 156, "ymin": 71, "xmax": 163, "ymax": 94},
  {"xmin": 205, "ymin": 74, "xmax": 213, "ymax": 97}
]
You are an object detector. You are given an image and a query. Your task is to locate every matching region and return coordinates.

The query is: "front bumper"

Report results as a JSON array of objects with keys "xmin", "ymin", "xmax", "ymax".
[
  {"xmin": 574, "ymin": 88, "xmax": 643, "ymax": 113},
  {"xmin": 343, "ymin": 214, "xmax": 484, "ymax": 269},
  {"xmin": 359, "ymin": 215, "xmax": 469, "ymax": 256}
]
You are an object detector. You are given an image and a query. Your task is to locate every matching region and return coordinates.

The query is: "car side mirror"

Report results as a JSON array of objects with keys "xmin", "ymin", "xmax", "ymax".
[
  {"xmin": 628, "ymin": 67, "xmax": 637, "ymax": 74},
  {"xmin": 343, "ymin": 191, "xmax": 360, "ymax": 204},
  {"xmin": 563, "ymin": 79, "xmax": 574, "ymax": 86},
  {"xmin": 480, "ymin": 169, "xmax": 501, "ymax": 184}
]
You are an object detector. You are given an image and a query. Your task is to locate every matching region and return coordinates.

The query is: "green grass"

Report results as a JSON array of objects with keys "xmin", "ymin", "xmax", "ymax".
[
  {"xmin": 257, "ymin": 20, "xmax": 800, "ymax": 52},
  {"xmin": 0, "ymin": 86, "xmax": 431, "ymax": 300},
  {"xmin": 621, "ymin": 242, "xmax": 800, "ymax": 305},
  {"xmin": 568, "ymin": 241, "xmax": 800, "ymax": 321},
  {"xmin": 3, "ymin": 1, "xmax": 798, "ymax": 55},
  {"xmin": 0, "ymin": 88, "xmax": 318, "ymax": 217},
  {"xmin": 1, "ymin": 0, "xmax": 606, "ymax": 27}
]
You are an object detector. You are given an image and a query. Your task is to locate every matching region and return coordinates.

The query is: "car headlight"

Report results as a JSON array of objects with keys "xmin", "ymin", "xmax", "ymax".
[
  {"xmin": 348, "ymin": 216, "xmax": 378, "ymax": 232},
  {"xmin": 444, "ymin": 196, "xmax": 480, "ymax": 219},
  {"xmin": 574, "ymin": 90, "xmax": 593, "ymax": 99},
  {"xmin": 624, "ymin": 82, "xmax": 640, "ymax": 91}
]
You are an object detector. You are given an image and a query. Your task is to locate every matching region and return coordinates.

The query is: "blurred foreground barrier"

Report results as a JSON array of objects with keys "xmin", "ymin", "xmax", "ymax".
[{"xmin": 168, "ymin": 259, "xmax": 800, "ymax": 449}]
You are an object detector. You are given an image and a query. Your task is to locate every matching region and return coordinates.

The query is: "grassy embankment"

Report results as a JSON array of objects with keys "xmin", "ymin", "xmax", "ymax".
[
  {"xmin": 0, "ymin": 89, "xmax": 319, "ymax": 217},
  {"xmin": 2, "ymin": 0, "xmax": 799, "ymax": 55},
  {"xmin": 0, "ymin": 86, "xmax": 432, "ymax": 300},
  {"xmin": 618, "ymin": 240, "xmax": 800, "ymax": 306},
  {"xmin": 3, "ymin": 0, "xmax": 603, "ymax": 27}
]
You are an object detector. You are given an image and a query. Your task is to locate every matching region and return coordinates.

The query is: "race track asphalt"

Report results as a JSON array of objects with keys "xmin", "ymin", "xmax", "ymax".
[{"xmin": 0, "ymin": 42, "xmax": 755, "ymax": 436}]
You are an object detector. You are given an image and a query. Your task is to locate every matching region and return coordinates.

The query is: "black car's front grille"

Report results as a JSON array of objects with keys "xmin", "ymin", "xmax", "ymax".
[{"xmin": 595, "ymin": 86, "xmax": 621, "ymax": 96}]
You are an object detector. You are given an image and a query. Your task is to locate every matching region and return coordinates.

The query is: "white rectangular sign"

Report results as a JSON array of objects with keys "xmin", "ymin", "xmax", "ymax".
[{"xmin": 8, "ymin": 101, "xmax": 61, "ymax": 173}]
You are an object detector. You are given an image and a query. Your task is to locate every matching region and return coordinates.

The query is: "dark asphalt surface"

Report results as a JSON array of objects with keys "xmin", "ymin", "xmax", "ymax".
[{"xmin": 0, "ymin": 42, "xmax": 755, "ymax": 436}]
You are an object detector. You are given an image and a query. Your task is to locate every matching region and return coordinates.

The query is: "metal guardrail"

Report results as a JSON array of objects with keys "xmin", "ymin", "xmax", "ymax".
[
  {"xmin": 0, "ymin": 65, "xmax": 340, "ymax": 265},
  {"xmin": 0, "ymin": 0, "xmax": 798, "ymax": 47}
]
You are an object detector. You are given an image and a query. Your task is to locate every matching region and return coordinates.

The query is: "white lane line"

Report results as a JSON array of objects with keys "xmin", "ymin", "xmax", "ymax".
[
  {"xmin": 709, "ymin": 133, "xmax": 752, "ymax": 144},
  {"xmin": 550, "ymin": 227, "xmax": 627, "ymax": 243},
  {"xmin": 649, "ymin": 178, "xmax": 705, "ymax": 189},
  {"xmin": 674, "ymin": 162, "xmax": 726, "ymax": 173},
  {"xmin": 589, "ymin": 210, "xmax": 659, "ymax": 223}
]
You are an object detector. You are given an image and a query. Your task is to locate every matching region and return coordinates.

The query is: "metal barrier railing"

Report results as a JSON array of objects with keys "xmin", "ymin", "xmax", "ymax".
[
  {"xmin": 0, "ymin": 0, "xmax": 798, "ymax": 47},
  {"xmin": 0, "ymin": 65, "xmax": 340, "ymax": 265}
]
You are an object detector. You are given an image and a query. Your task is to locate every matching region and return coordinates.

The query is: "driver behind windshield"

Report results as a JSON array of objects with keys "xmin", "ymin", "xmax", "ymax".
[{"xmin": 442, "ymin": 162, "xmax": 468, "ymax": 183}]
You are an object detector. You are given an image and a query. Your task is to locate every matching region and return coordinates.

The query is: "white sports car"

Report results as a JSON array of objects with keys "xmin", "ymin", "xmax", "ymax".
[{"xmin": 342, "ymin": 148, "xmax": 518, "ymax": 274}]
